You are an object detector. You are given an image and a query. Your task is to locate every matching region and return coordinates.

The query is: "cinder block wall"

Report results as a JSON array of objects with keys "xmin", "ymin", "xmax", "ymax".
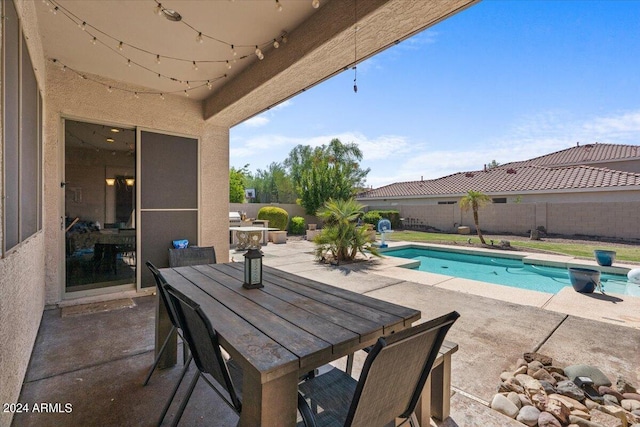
[{"xmin": 230, "ymin": 203, "xmax": 320, "ymax": 229}]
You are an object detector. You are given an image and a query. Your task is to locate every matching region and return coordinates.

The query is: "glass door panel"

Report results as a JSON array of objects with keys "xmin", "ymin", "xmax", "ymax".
[{"xmin": 64, "ymin": 119, "xmax": 136, "ymax": 294}]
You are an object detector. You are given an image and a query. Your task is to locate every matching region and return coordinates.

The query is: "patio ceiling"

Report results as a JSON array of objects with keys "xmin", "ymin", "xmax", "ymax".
[{"xmin": 36, "ymin": 0, "xmax": 479, "ymax": 126}]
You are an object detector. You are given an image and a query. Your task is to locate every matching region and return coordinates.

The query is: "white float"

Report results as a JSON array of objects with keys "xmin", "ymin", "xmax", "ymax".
[{"xmin": 628, "ymin": 268, "xmax": 640, "ymax": 284}]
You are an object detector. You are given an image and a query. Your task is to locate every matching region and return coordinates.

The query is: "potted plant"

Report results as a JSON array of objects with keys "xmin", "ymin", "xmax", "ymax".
[
  {"xmin": 567, "ymin": 267, "xmax": 600, "ymax": 293},
  {"xmin": 594, "ymin": 249, "xmax": 616, "ymax": 266}
]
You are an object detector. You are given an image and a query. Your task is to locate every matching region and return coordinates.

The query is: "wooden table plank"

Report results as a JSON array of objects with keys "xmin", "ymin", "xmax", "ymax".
[
  {"xmin": 160, "ymin": 269, "xmax": 299, "ymax": 382},
  {"xmin": 265, "ymin": 267, "xmax": 421, "ymax": 324},
  {"xmin": 171, "ymin": 266, "xmax": 333, "ymax": 370},
  {"xmin": 194, "ymin": 264, "xmax": 361, "ymax": 357}
]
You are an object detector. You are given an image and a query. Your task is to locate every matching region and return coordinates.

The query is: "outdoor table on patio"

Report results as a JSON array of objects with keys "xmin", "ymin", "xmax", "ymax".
[
  {"xmin": 158, "ymin": 263, "xmax": 454, "ymax": 426},
  {"xmin": 229, "ymin": 226, "xmax": 279, "ymax": 250}
]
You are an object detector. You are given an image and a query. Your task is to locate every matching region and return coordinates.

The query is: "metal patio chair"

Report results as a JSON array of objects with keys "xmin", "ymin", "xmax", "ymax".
[
  {"xmin": 143, "ymin": 262, "xmax": 192, "ymax": 387},
  {"xmin": 298, "ymin": 311, "xmax": 460, "ymax": 427}
]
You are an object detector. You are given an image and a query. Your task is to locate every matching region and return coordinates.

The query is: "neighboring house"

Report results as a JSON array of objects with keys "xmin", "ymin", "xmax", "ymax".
[{"xmin": 357, "ymin": 143, "xmax": 640, "ymax": 239}]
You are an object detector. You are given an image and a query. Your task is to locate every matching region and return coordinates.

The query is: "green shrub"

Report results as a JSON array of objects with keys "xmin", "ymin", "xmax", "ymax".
[
  {"xmin": 365, "ymin": 210, "xmax": 400, "ymax": 229},
  {"xmin": 257, "ymin": 206, "xmax": 289, "ymax": 231},
  {"xmin": 362, "ymin": 211, "xmax": 382, "ymax": 226},
  {"xmin": 290, "ymin": 216, "xmax": 306, "ymax": 235}
]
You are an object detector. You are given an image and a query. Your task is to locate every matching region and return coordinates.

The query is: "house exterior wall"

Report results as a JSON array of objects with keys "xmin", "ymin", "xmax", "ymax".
[
  {"xmin": 0, "ymin": 1, "xmax": 47, "ymax": 425},
  {"xmin": 45, "ymin": 65, "xmax": 231, "ymax": 304}
]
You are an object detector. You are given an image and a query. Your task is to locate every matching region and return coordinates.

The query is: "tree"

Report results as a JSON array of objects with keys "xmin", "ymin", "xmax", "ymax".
[
  {"xmin": 460, "ymin": 190, "xmax": 492, "ymax": 245},
  {"xmin": 229, "ymin": 165, "xmax": 249, "ymax": 203},
  {"xmin": 285, "ymin": 139, "xmax": 370, "ymax": 214},
  {"xmin": 486, "ymin": 160, "xmax": 500, "ymax": 169},
  {"xmin": 313, "ymin": 198, "xmax": 379, "ymax": 263},
  {"xmin": 246, "ymin": 162, "xmax": 296, "ymax": 203}
]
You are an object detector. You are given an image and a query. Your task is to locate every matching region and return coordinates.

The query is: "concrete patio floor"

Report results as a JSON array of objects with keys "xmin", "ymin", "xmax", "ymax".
[{"xmin": 12, "ymin": 240, "xmax": 640, "ymax": 427}]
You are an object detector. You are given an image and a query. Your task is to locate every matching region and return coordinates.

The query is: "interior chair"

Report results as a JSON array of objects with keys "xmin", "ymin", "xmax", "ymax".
[
  {"xmin": 143, "ymin": 262, "xmax": 191, "ymax": 387},
  {"xmin": 161, "ymin": 284, "xmax": 312, "ymax": 427},
  {"xmin": 168, "ymin": 246, "xmax": 216, "ymax": 268},
  {"xmin": 297, "ymin": 311, "xmax": 460, "ymax": 427}
]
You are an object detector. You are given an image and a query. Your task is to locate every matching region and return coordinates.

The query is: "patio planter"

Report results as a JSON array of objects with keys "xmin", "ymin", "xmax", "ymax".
[
  {"xmin": 306, "ymin": 229, "xmax": 321, "ymax": 241},
  {"xmin": 568, "ymin": 267, "xmax": 600, "ymax": 293},
  {"xmin": 594, "ymin": 249, "xmax": 616, "ymax": 266},
  {"xmin": 268, "ymin": 230, "xmax": 287, "ymax": 244}
]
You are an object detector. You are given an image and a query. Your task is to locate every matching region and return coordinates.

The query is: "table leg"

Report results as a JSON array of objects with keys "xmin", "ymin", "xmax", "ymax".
[
  {"xmin": 414, "ymin": 372, "xmax": 432, "ymax": 426},
  {"xmin": 430, "ymin": 353, "xmax": 452, "ymax": 421},
  {"xmin": 240, "ymin": 369, "xmax": 298, "ymax": 427},
  {"xmin": 155, "ymin": 294, "xmax": 177, "ymax": 369}
]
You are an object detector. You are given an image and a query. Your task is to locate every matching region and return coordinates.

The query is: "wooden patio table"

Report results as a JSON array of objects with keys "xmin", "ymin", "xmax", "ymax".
[{"xmin": 159, "ymin": 263, "xmax": 453, "ymax": 426}]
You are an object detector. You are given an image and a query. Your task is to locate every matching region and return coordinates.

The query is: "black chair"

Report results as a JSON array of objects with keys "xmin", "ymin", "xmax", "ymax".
[
  {"xmin": 143, "ymin": 262, "xmax": 191, "ymax": 386},
  {"xmin": 168, "ymin": 246, "xmax": 216, "ymax": 268},
  {"xmin": 298, "ymin": 311, "xmax": 460, "ymax": 427}
]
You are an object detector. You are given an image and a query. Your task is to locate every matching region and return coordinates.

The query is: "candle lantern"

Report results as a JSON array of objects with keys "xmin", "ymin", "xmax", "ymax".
[{"xmin": 243, "ymin": 248, "xmax": 264, "ymax": 289}]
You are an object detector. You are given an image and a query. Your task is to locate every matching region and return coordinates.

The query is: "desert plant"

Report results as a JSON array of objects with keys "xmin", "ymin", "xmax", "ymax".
[
  {"xmin": 289, "ymin": 216, "xmax": 306, "ymax": 235},
  {"xmin": 460, "ymin": 190, "xmax": 492, "ymax": 245},
  {"xmin": 257, "ymin": 206, "xmax": 289, "ymax": 231},
  {"xmin": 313, "ymin": 198, "xmax": 379, "ymax": 263}
]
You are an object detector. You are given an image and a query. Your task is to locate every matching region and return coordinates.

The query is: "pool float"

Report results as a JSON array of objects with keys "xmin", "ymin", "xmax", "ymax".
[{"xmin": 628, "ymin": 268, "xmax": 640, "ymax": 284}]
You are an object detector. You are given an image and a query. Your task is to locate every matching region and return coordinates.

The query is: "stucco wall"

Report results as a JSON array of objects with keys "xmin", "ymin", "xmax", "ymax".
[
  {"xmin": 45, "ymin": 65, "xmax": 231, "ymax": 304},
  {"xmin": 0, "ymin": 1, "xmax": 48, "ymax": 425}
]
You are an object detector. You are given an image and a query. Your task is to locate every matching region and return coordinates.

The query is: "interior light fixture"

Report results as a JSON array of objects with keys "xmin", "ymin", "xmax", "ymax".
[
  {"xmin": 106, "ymin": 138, "xmax": 115, "ymax": 143},
  {"xmin": 312, "ymin": 0, "xmax": 320, "ymax": 9},
  {"xmin": 105, "ymin": 178, "xmax": 116, "ymax": 186},
  {"xmin": 125, "ymin": 178, "xmax": 135, "ymax": 186},
  {"xmin": 110, "ymin": 128, "xmax": 120, "ymax": 133}
]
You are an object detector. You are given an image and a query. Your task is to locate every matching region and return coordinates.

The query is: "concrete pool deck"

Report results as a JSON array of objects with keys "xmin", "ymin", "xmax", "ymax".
[{"xmin": 242, "ymin": 238, "xmax": 640, "ymax": 426}]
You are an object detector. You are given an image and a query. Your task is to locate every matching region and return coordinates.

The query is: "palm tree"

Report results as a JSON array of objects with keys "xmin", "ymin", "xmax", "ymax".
[
  {"xmin": 460, "ymin": 190, "xmax": 492, "ymax": 245},
  {"xmin": 313, "ymin": 198, "xmax": 379, "ymax": 263}
]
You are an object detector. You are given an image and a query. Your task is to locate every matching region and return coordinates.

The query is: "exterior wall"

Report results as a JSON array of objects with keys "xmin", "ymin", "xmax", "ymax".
[
  {"xmin": 45, "ymin": 65, "xmax": 230, "ymax": 304},
  {"xmin": 375, "ymin": 201, "xmax": 640, "ymax": 240},
  {"xmin": 230, "ymin": 203, "xmax": 319, "ymax": 228},
  {"xmin": 0, "ymin": 1, "xmax": 47, "ymax": 425},
  {"xmin": 591, "ymin": 159, "xmax": 640, "ymax": 174}
]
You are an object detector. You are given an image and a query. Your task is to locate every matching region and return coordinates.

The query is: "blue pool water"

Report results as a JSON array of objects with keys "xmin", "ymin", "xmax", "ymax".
[{"xmin": 384, "ymin": 247, "xmax": 638, "ymax": 296}]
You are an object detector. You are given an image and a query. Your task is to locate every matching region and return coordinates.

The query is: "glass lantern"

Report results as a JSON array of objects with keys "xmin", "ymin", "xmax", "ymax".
[{"xmin": 243, "ymin": 248, "xmax": 264, "ymax": 289}]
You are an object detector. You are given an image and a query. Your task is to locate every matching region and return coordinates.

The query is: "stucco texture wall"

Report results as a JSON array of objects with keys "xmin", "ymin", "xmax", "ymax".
[
  {"xmin": 0, "ymin": 1, "xmax": 48, "ymax": 424},
  {"xmin": 45, "ymin": 65, "xmax": 230, "ymax": 304}
]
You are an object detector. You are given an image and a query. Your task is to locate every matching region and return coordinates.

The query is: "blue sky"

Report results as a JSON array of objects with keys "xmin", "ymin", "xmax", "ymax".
[{"xmin": 230, "ymin": 0, "xmax": 640, "ymax": 188}]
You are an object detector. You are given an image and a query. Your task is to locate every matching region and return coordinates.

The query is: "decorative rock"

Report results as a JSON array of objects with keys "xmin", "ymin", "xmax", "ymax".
[
  {"xmin": 570, "ymin": 409, "xmax": 591, "ymax": 420},
  {"xmin": 516, "ymin": 358, "xmax": 528, "ymax": 368},
  {"xmin": 604, "ymin": 394, "xmax": 620, "ymax": 405},
  {"xmin": 500, "ymin": 371, "xmax": 515, "ymax": 381},
  {"xmin": 491, "ymin": 393, "xmax": 519, "ymax": 418},
  {"xmin": 569, "ymin": 415, "xmax": 610, "ymax": 427},
  {"xmin": 499, "ymin": 378, "xmax": 525, "ymax": 394},
  {"xmin": 551, "ymin": 372, "xmax": 569, "ymax": 382},
  {"xmin": 549, "ymin": 393, "xmax": 589, "ymax": 412},
  {"xmin": 514, "ymin": 365, "xmax": 528, "ymax": 376},
  {"xmin": 590, "ymin": 409, "xmax": 624, "ymax": 427},
  {"xmin": 540, "ymin": 380, "xmax": 557, "ymax": 395},
  {"xmin": 516, "ymin": 374, "xmax": 534, "ymax": 385},
  {"xmin": 624, "ymin": 393, "xmax": 640, "ymax": 402},
  {"xmin": 528, "ymin": 361, "xmax": 545, "ymax": 375},
  {"xmin": 564, "ymin": 365, "xmax": 612, "ymax": 387},
  {"xmin": 600, "ymin": 386, "xmax": 625, "ymax": 402},
  {"xmin": 519, "ymin": 394, "xmax": 533, "ymax": 407},
  {"xmin": 616, "ymin": 377, "xmax": 637, "ymax": 394},
  {"xmin": 538, "ymin": 411, "xmax": 562, "ymax": 427},
  {"xmin": 524, "ymin": 352, "xmax": 553, "ymax": 366},
  {"xmin": 534, "ymin": 369, "xmax": 558, "ymax": 385},
  {"xmin": 517, "ymin": 405, "xmax": 541, "ymax": 426},
  {"xmin": 507, "ymin": 392, "xmax": 522, "ymax": 409},
  {"xmin": 585, "ymin": 399, "xmax": 602, "ymax": 410},
  {"xmin": 531, "ymin": 392, "xmax": 549, "ymax": 411},
  {"xmin": 547, "ymin": 366, "xmax": 566, "ymax": 375},
  {"xmin": 557, "ymin": 380, "xmax": 586, "ymax": 401},
  {"xmin": 622, "ymin": 399, "xmax": 640, "ymax": 412},
  {"xmin": 545, "ymin": 396, "xmax": 571, "ymax": 424}
]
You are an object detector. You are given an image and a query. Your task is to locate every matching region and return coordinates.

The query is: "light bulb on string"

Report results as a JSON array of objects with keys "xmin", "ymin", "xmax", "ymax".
[
  {"xmin": 192, "ymin": 61, "xmax": 198, "ymax": 70},
  {"xmin": 226, "ymin": 60, "xmax": 231, "ymax": 69},
  {"xmin": 186, "ymin": 81, "xmax": 191, "ymax": 88},
  {"xmin": 80, "ymin": 21, "xmax": 86, "ymax": 30},
  {"xmin": 312, "ymin": 0, "xmax": 320, "ymax": 9},
  {"xmin": 184, "ymin": 90, "xmax": 189, "ymax": 97},
  {"xmin": 107, "ymin": 86, "xmax": 113, "ymax": 93},
  {"xmin": 91, "ymin": 36, "xmax": 97, "ymax": 45},
  {"xmin": 62, "ymin": 65, "xmax": 67, "ymax": 72},
  {"xmin": 160, "ymin": 93, "xmax": 165, "ymax": 100},
  {"xmin": 118, "ymin": 41, "xmax": 123, "ymax": 51},
  {"xmin": 207, "ymin": 81, "xmax": 212, "ymax": 90},
  {"xmin": 275, "ymin": 0, "xmax": 282, "ymax": 11},
  {"xmin": 156, "ymin": 55, "xmax": 161, "ymax": 64},
  {"xmin": 273, "ymin": 39, "xmax": 280, "ymax": 49},
  {"xmin": 52, "ymin": 6, "xmax": 58, "ymax": 14},
  {"xmin": 231, "ymin": 45, "xmax": 237, "ymax": 57},
  {"xmin": 127, "ymin": 59, "xmax": 132, "ymax": 67},
  {"xmin": 196, "ymin": 32, "xmax": 203, "ymax": 44},
  {"xmin": 255, "ymin": 46, "xmax": 264, "ymax": 60},
  {"xmin": 154, "ymin": 3, "xmax": 163, "ymax": 16},
  {"xmin": 134, "ymin": 92, "xmax": 139, "ymax": 99}
]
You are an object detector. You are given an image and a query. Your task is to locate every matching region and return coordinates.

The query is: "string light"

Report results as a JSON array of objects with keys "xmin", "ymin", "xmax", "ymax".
[
  {"xmin": 156, "ymin": 55, "xmax": 161, "ymax": 64},
  {"xmin": 127, "ymin": 59, "xmax": 132, "ymax": 67},
  {"xmin": 80, "ymin": 21, "xmax": 86, "ymax": 30},
  {"xmin": 184, "ymin": 90, "xmax": 189, "ymax": 97},
  {"xmin": 107, "ymin": 86, "xmax": 113, "ymax": 93},
  {"xmin": 255, "ymin": 46, "xmax": 264, "ymax": 60},
  {"xmin": 192, "ymin": 61, "xmax": 198, "ymax": 70},
  {"xmin": 196, "ymin": 32, "xmax": 203, "ymax": 43},
  {"xmin": 118, "ymin": 41, "xmax": 123, "ymax": 51},
  {"xmin": 231, "ymin": 45, "xmax": 237, "ymax": 57},
  {"xmin": 154, "ymin": 3, "xmax": 163, "ymax": 16},
  {"xmin": 207, "ymin": 81, "xmax": 212, "ymax": 90},
  {"xmin": 312, "ymin": 0, "xmax": 320, "ymax": 8},
  {"xmin": 226, "ymin": 60, "xmax": 231, "ymax": 69},
  {"xmin": 273, "ymin": 39, "xmax": 280, "ymax": 49},
  {"xmin": 275, "ymin": 0, "xmax": 283, "ymax": 11},
  {"xmin": 134, "ymin": 92, "xmax": 139, "ymax": 99},
  {"xmin": 160, "ymin": 93, "xmax": 165, "ymax": 100},
  {"xmin": 91, "ymin": 36, "xmax": 97, "ymax": 45},
  {"xmin": 52, "ymin": 6, "xmax": 58, "ymax": 14}
]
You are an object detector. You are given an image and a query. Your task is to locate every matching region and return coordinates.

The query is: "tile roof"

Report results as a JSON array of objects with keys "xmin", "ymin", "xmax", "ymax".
[
  {"xmin": 358, "ymin": 165, "xmax": 640, "ymax": 199},
  {"xmin": 508, "ymin": 143, "xmax": 640, "ymax": 168}
]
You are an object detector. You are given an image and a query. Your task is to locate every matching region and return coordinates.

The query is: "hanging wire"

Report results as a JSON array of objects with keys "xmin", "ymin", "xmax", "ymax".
[{"xmin": 353, "ymin": 0, "xmax": 358, "ymax": 93}]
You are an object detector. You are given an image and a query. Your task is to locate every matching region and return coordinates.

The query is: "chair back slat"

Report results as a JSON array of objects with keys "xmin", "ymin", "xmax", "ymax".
[
  {"xmin": 345, "ymin": 311, "xmax": 459, "ymax": 427},
  {"xmin": 145, "ymin": 261, "xmax": 180, "ymax": 329},
  {"xmin": 168, "ymin": 246, "xmax": 216, "ymax": 267},
  {"xmin": 164, "ymin": 284, "xmax": 242, "ymax": 412}
]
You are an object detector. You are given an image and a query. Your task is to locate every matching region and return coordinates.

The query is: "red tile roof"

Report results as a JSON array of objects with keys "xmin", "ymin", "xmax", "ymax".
[
  {"xmin": 359, "ymin": 143, "xmax": 640, "ymax": 199},
  {"xmin": 359, "ymin": 165, "xmax": 640, "ymax": 199}
]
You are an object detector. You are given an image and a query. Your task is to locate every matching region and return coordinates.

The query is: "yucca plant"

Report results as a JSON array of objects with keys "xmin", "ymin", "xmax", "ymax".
[{"xmin": 313, "ymin": 198, "xmax": 380, "ymax": 263}]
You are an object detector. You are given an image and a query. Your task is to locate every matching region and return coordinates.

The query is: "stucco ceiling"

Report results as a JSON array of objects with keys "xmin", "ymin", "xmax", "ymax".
[{"xmin": 35, "ymin": 0, "xmax": 322, "ymax": 101}]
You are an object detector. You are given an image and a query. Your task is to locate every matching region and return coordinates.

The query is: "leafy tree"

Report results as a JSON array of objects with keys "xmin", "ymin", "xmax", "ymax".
[
  {"xmin": 486, "ymin": 160, "xmax": 500, "ymax": 169},
  {"xmin": 460, "ymin": 190, "xmax": 492, "ymax": 245},
  {"xmin": 313, "ymin": 198, "xmax": 379, "ymax": 263},
  {"xmin": 285, "ymin": 139, "xmax": 370, "ymax": 214},
  {"xmin": 229, "ymin": 165, "xmax": 249, "ymax": 203},
  {"xmin": 247, "ymin": 162, "xmax": 296, "ymax": 203}
]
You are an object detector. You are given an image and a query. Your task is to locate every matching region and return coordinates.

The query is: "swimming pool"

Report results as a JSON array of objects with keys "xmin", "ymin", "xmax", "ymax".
[{"xmin": 383, "ymin": 247, "xmax": 639, "ymax": 296}]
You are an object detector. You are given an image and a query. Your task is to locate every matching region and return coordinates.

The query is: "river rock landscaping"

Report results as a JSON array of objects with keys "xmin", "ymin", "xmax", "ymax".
[{"xmin": 492, "ymin": 352, "xmax": 640, "ymax": 427}]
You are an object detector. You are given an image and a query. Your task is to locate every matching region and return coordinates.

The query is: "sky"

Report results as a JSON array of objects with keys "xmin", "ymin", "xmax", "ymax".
[{"xmin": 230, "ymin": 0, "xmax": 640, "ymax": 189}]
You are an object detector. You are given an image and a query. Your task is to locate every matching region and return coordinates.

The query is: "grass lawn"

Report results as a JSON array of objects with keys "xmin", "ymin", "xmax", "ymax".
[{"xmin": 388, "ymin": 230, "xmax": 640, "ymax": 263}]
